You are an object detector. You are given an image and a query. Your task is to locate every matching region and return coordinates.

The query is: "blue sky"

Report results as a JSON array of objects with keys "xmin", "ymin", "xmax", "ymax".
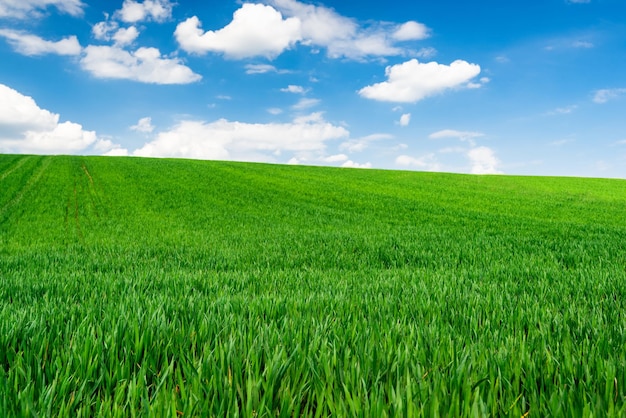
[{"xmin": 1, "ymin": 0, "xmax": 625, "ymax": 177}]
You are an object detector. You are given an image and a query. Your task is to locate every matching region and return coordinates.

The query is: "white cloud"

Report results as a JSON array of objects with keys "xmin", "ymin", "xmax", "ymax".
[
  {"xmin": 0, "ymin": 85, "xmax": 58, "ymax": 133},
  {"xmin": 0, "ymin": 0, "xmax": 84, "ymax": 18},
  {"xmin": 0, "ymin": 83, "xmax": 103, "ymax": 154},
  {"xmin": 113, "ymin": 26, "xmax": 139, "ymax": 46},
  {"xmin": 359, "ymin": 59, "xmax": 481, "ymax": 103},
  {"xmin": 117, "ymin": 0, "xmax": 173, "ymax": 23},
  {"xmin": 173, "ymin": 0, "xmax": 433, "ymax": 61},
  {"xmin": 467, "ymin": 76, "xmax": 490, "ymax": 89},
  {"xmin": 328, "ymin": 32, "xmax": 404, "ymax": 59},
  {"xmin": 429, "ymin": 129, "xmax": 484, "ymax": 145},
  {"xmin": 0, "ymin": 30, "xmax": 81, "ymax": 56},
  {"xmin": 93, "ymin": 22, "xmax": 139, "ymax": 46},
  {"xmin": 342, "ymin": 160, "xmax": 372, "ymax": 168},
  {"xmin": 395, "ymin": 154, "xmax": 440, "ymax": 171},
  {"xmin": 397, "ymin": 143, "xmax": 501, "ymax": 175},
  {"xmin": 81, "ymin": 45, "xmax": 201, "ymax": 84},
  {"xmin": 103, "ymin": 147, "xmax": 130, "ymax": 156},
  {"xmin": 130, "ymin": 117, "xmax": 154, "ymax": 133},
  {"xmin": 270, "ymin": 0, "xmax": 355, "ymax": 51},
  {"xmin": 93, "ymin": 21, "xmax": 118, "ymax": 40},
  {"xmin": 93, "ymin": 138, "xmax": 128, "ymax": 156},
  {"xmin": 399, "ymin": 113, "xmax": 411, "ymax": 127},
  {"xmin": 339, "ymin": 133, "xmax": 392, "ymax": 153},
  {"xmin": 438, "ymin": 146, "xmax": 467, "ymax": 154},
  {"xmin": 392, "ymin": 21, "xmax": 430, "ymax": 41},
  {"xmin": 415, "ymin": 47, "xmax": 437, "ymax": 59},
  {"xmin": 175, "ymin": 4, "xmax": 301, "ymax": 59},
  {"xmin": 292, "ymin": 97, "xmax": 320, "ymax": 110},
  {"xmin": 267, "ymin": 108, "xmax": 283, "ymax": 115},
  {"xmin": 323, "ymin": 154, "xmax": 348, "ymax": 162},
  {"xmin": 593, "ymin": 88, "xmax": 626, "ymax": 104},
  {"xmin": 245, "ymin": 64, "xmax": 282, "ymax": 74},
  {"xmin": 281, "ymin": 85, "xmax": 307, "ymax": 94},
  {"xmin": 133, "ymin": 112, "xmax": 349, "ymax": 161},
  {"xmin": 270, "ymin": 0, "xmax": 430, "ymax": 60},
  {"xmin": 467, "ymin": 146, "xmax": 502, "ymax": 174}
]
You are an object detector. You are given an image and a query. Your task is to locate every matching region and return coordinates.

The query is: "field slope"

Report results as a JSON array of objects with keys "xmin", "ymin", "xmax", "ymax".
[{"xmin": 1, "ymin": 154, "xmax": 626, "ymax": 416}]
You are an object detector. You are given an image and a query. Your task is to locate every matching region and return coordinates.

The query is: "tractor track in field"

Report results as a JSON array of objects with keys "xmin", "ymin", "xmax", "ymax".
[
  {"xmin": 0, "ymin": 156, "xmax": 33, "ymax": 183},
  {"xmin": 81, "ymin": 163, "xmax": 101, "ymax": 219},
  {"xmin": 73, "ymin": 181, "xmax": 84, "ymax": 241},
  {"xmin": 63, "ymin": 162, "xmax": 101, "ymax": 241},
  {"xmin": 0, "ymin": 157, "xmax": 51, "ymax": 222},
  {"xmin": 81, "ymin": 163, "xmax": 94, "ymax": 186}
]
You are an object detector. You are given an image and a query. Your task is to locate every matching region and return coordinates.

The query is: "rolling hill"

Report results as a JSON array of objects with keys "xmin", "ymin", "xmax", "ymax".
[{"xmin": 1, "ymin": 154, "xmax": 625, "ymax": 416}]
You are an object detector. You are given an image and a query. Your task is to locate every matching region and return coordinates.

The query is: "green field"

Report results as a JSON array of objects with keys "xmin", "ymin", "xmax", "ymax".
[{"xmin": 1, "ymin": 154, "xmax": 625, "ymax": 416}]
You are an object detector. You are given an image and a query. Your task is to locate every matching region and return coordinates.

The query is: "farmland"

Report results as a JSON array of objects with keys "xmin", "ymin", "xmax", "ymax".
[{"xmin": 1, "ymin": 154, "xmax": 625, "ymax": 416}]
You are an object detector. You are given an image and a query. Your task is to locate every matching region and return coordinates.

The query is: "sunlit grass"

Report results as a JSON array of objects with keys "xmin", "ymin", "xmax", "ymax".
[{"xmin": 1, "ymin": 154, "xmax": 625, "ymax": 416}]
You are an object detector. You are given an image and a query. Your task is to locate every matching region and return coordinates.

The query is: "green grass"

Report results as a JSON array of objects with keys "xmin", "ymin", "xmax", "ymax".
[{"xmin": 1, "ymin": 154, "xmax": 625, "ymax": 416}]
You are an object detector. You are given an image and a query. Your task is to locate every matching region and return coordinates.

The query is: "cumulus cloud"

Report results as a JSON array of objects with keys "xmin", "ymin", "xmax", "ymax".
[
  {"xmin": 339, "ymin": 133, "xmax": 392, "ymax": 153},
  {"xmin": 0, "ymin": 83, "xmax": 106, "ymax": 154},
  {"xmin": 395, "ymin": 153, "xmax": 440, "ymax": 171},
  {"xmin": 467, "ymin": 76, "xmax": 490, "ymax": 89},
  {"xmin": 174, "ymin": 0, "xmax": 430, "ymax": 61},
  {"xmin": 133, "ymin": 112, "xmax": 349, "ymax": 161},
  {"xmin": 93, "ymin": 20, "xmax": 118, "ymax": 40},
  {"xmin": 102, "ymin": 147, "xmax": 129, "ymax": 156},
  {"xmin": 81, "ymin": 45, "xmax": 201, "ymax": 84},
  {"xmin": 281, "ymin": 85, "xmax": 307, "ymax": 94},
  {"xmin": 359, "ymin": 59, "xmax": 481, "ymax": 103},
  {"xmin": 392, "ymin": 21, "xmax": 430, "ymax": 41},
  {"xmin": 130, "ymin": 117, "xmax": 154, "ymax": 133},
  {"xmin": 116, "ymin": 0, "xmax": 173, "ymax": 23},
  {"xmin": 270, "ymin": 0, "xmax": 430, "ymax": 60},
  {"xmin": 113, "ymin": 27, "xmax": 139, "ymax": 46},
  {"xmin": 593, "ymin": 88, "xmax": 626, "ymax": 104},
  {"xmin": 323, "ymin": 154, "xmax": 348, "ymax": 162},
  {"xmin": 270, "ymin": 0, "xmax": 355, "ymax": 45},
  {"xmin": 0, "ymin": 30, "xmax": 81, "ymax": 56},
  {"xmin": 175, "ymin": 4, "xmax": 301, "ymax": 59},
  {"xmin": 342, "ymin": 160, "xmax": 372, "ymax": 168},
  {"xmin": 468, "ymin": 146, "xmax": 501, "ymax": 174},
  {"xmin": 92, "ymin": 21, "xmax": 139, "ymax": 46},
  {"xmin": 0, "ymin": 0, "xmax": 84, "ymax": 19},
  {"xmin": 403, "ymin": 129, "xmax": 503, "ymax": 174},
  {"xmin": 397, "ymin": 145, "xmax": 501, "ymax": 175},
  {"xmin": 399, "ymin": 113, "xmax": 411, "ymax": 126},
  {"xmin": 92, "ymin": 137, "xmax": 128, "ymax": 155}
]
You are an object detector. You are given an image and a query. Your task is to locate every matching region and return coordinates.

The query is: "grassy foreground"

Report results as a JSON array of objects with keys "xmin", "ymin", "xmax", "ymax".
[{"xmin": 1, "ymin": 154, "xmax": 626, "ymax": 416}]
